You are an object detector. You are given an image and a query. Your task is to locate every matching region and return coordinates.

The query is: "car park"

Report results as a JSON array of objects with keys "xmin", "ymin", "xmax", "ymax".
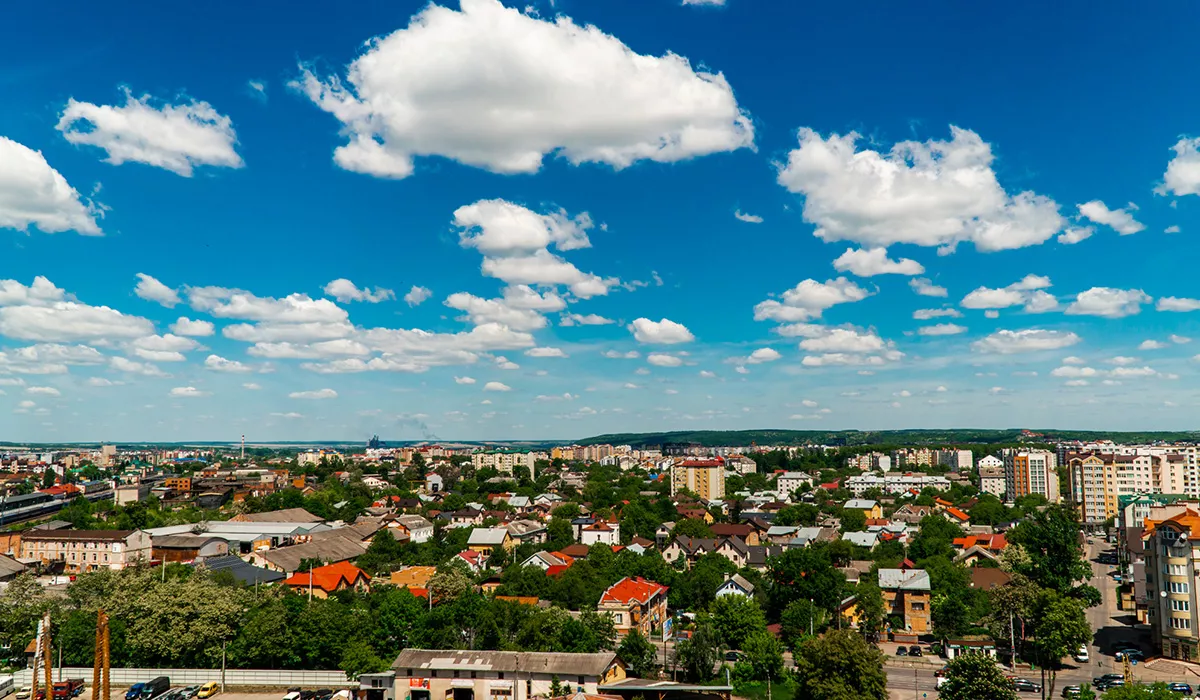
[
  {"xmin": 895, "ymin": 646, "xmax": 907, "ymax": 656},
  {"xmin": 180, "ymin": 687, "xmax": 199, "ymax": 699},
  {"xmin": 907, "ymin": 645, "xmax": 922, "ymax": 657},
  {"xmin": 197, "ymin": 685, "xmax": 218, "ymax": 699}
]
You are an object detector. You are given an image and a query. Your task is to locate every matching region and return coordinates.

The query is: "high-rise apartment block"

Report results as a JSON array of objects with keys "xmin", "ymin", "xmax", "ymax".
[
  {"xmin": 1003, "ymin": 449, "xmax": 1059, "ymax": 503},
  {"xmin": 670, "ymin": 459, "xmax": 726, "ymax": 501}
]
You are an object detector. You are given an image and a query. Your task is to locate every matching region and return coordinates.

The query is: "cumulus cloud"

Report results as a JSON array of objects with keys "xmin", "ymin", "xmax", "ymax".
[
  {"xmin": 0, "ymin": 136, "xmax": 103, "ymax": 235},
  {"xmin": 1158, "ymin": 297, "xmax": 1200, "ymax": 312},
  {"xmin": 961, "ymin": 274, "xmax": 1056, "ymax": 313},
  {"xmin": 1139, "ymin": 340, "xmax": 1167, "ymax": 350},
  {"xmin": 1077, "ymin": 200, "xmax": 1145, "ymax": 235},
  {"xmin": 483, "ymin": 381, "xmax": 511, "ymax": 392},
  {"xmin": 404, "ymin": 285, "xmax": 432, "ymax": 307},
  {"xmin": 454, "ymin": 376, "xmax": 476, "ymax": 385},
  {"xmin": 130, "ymin": 334, "xmax": 198, "ymax": 363},
  {"xmin": 791, "ymin": 325, "xmax": 903, "ymax": 367},
  {"xmin": 243, "ymin": 382, "xmax": 261, "ymax": 390},
  {"xmin": 289, "ymin": 388, "xmax": 338, "ymax": 399},
  {"xmin": 754, "ymin": 277, "xmax": 869, "ymax": 323},
  {"xmin": 909, "ymin": 278, "xmax": 948, "ymax": 298},
  {"xmin": 0, "ymin": 277, "xmax": 154, "ymax": 342},
  {"xmin": 628, "ymin": 318, "xmax": 695, "ymax": 344},
  {"xmin": 110, "ymin": 356, "xmax": 166, "ymax": 377},
  {"xmin": 913, "ymin": 308, "xmax": 962, "ymax": 320},
  {"xmin": 293, "ymin": 0, "xmax": 752, "ymax": 178},
  {"xmin": 324, "ymin": 278, "xmax": 395, "ymax": 303},
  {"xmin": 204, "ymin": 355, "xmax": 252, "ymax": 373},
  {"xmin": 561, "ymin": 313, "xmax": 614, "ymax": 326},
  {"xmin": 972, "ymin": 329, "xmax": 1081, "ymax": 354},
  {"xmin": 734, "ymin": 210, "xmax": 763, "ymax": 223},
  {"xmin": 647, "ymin": 353, "xmax": 684, "ymax": 367},
  {"xmin": 189, "ymin": 286, "xmax": 348, "ymax": 323},
  {"xmin": 1171, "ymin": 335, "xmax": 1191, "ymax": 344},
  {"xmin": 1065, "ymin": 287, "xmax": 1151, "ymax": 318},
  {"xmin": 57, "ymin": 88, "xmax": 243, "ymax": 176},
  {"xmin": 918, "ymin": 323, "xmax": 967, "ymax": 336},
  {"xmin": 1158, "ymin": 137, "xmax": 1200, "ymax": 197},
  {"xmin": 745, "ymin": 348, "xmax": 782, "ymax": 364},
  {"xmin": 170, "ymin": 317, "xmax": 214, "ymax": 337},
  {"xmin": 26, "ymin": 386, "xmax": 61, "ymax": 397},
  {"xmin": 777, "ymin": 126, "xmax": 1065, "ymax": 253},
  {"xmin": 603, "ymin": 350, "xmax": 640, "ymax": 359},
  {"xmin": 699, "ymin": 370, "xmax": 716, "ymax": 378},
  {"xmin": 525, "ymin": 347, "xmax": 568, "ymax": 358},
  {"xmin": 832, "ymin": 247, "xmax": 924, "ymax": 277},
  {"xmin": 169, "ymin": 386, "xmax": 210, "ymax": 398},
  {"xmin": 1057, "ymin": 226, "xmax": 1094, "ymax": 245},
  {"xmin": 1166, "ymin": 225, "xmax": 1181, "ymax": 234},
  {"xmin": 134, "ymin": 273, "xmax": 180, "ymax": 307},
  {"xmin": 445, "ymin": 288, "xmax": 561, "ymax": 332}
]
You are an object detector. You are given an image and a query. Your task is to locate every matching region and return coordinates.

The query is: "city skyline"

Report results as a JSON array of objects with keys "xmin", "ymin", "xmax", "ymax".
[{"xmin": 4, "ymin": 1, "xmax": 1200, "ymax": 441}]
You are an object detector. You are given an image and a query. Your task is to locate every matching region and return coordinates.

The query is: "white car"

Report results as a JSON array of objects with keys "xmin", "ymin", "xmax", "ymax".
[
  {"xmin": 1074, "ymin": 645, "xmax": 1089, "ymax": 663},
  {"xmin": 16, "ymin": 688, "xmax": 31, "ymax": 700}
]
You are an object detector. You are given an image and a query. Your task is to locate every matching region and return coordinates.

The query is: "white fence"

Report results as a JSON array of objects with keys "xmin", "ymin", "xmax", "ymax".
[{"xmin": 10, "ymin": 668, "xmax": 354, "ymax": 688}]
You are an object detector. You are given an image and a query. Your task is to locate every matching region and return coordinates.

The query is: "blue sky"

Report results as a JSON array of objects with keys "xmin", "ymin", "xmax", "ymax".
[{"xmin": 4, "ymin": 0, "xmax": 1200, "ymax": 442}]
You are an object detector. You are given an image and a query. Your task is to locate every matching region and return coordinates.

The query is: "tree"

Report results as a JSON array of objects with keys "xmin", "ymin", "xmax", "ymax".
[
  {"xmin": 908, "ymin": 515, "xmax": 963, "ymax": 562},
  {"xmin": 793, "ymin": 630, "xmax": 887, "ymax": 700},
  {"xmin": 1032, "ymin": 591, "xmax": 1091, "ymax": 700},
  {"xmin": 709, "ymin": 596, "xmax": 767, "ymax": 650},
  {"xmin": 780, "ymin": 599, "xmax": 820, "ymax": 654},
  {"xmin": 673, "ymin": 518, "xmax": 714, "ymax": 539},
  {"xmin": 42, "ymin": 469, "xmax": 57, "ymax": 488},
  {"xmin": 937, "ymin": 653, "xmax": 1017, "ymax": 700},
  {"xmin": 775, "ymin": 504, "xmax": 819, "ymax": 527},
  {"xmin": 1008, "ymin": 505, "xmax": 1093, "ymax": 600},
  {"xmin": 617, "ymin": 629, "xmax": 658, "ymax": 678},
  {"xmin": 852, "ymin": 580, "xmax": 886, "ymax": 641},
  {"xmin": 1101, "ymin": 684, "xmax": 1180, "ymax": 700},
  {"xmin": 357, "ymin": 528, "xmax": 403, "ymax": 574},
  {"xmin": 733, "ymin": 630, "xmax": 784, "ymax": 683},
  {"xmin": 429, "ymin": 563, "xmax": 473, "ymax": 604},
  {"xmin": 340, "ymin": 639, "xmax": 388, "ymax": 680},
  {"xmin": 674, "ymin": 619, "xmax": 720, "ymax": 682},
  {"xmin": 768, "ymin": 545, "xmax": 847, "ymax": 616},
  {"xmin": 839, "ymin": 509, "xmax": 867, "ymax": 533}
]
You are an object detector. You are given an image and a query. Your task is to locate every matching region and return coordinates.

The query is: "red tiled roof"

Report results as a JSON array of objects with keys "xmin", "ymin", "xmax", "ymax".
[
  {"xmin": 600, "ymin": 576, "xmax": 668, "ymax": 605},
  {"xmin": 283, "ymin": 561, "xmax": 370, "ymax": 593},
  {"xmin": 944, "ymin": 507, "xmax": 970, "ymax": 522},
  {"xmin": 546, "ymin": 564, "xmax": 570, "ymax": 577},
  {"xmin": 953, "ymin": 534, "xmax": 1007, "ymax": 551}
]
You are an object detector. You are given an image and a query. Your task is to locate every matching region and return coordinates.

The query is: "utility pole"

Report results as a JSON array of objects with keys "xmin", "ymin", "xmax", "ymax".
[
  {"xmin": 1010, "ymin": 611, "xmax": 1016, "ymax": 671},
  {"xmin": 221, "ymin": 641, "xmax": 227, "ymax": 694}
]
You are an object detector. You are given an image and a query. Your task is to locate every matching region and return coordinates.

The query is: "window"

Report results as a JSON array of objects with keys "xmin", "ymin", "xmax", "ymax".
[
  {"xmin": 1172, "ymin": 617, "xmax": 1192, "ymax": 630},
  {"xmin": 1173, "ymin": 600, "xmax": 1191, "ymax": 612},
  {"xmin": 911, "ymin": 603, "xmax": 925, "ymax": 611},
  {"xmin": 1171, "ymin": 582, "xmax": 1192, "ymax": 594}
]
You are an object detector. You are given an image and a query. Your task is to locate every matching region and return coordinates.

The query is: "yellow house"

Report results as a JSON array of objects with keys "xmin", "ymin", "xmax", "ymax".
[
  {"xmin": 466, "ymin": 527, "xmax": 513, "ymax": 555},
  {"xmin": 844, "ymin": 499, "xmax": 883, "ymax": 519}
]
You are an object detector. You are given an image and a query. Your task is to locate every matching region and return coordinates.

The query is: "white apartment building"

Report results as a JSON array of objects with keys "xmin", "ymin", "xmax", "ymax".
[
  {"xmin": 471, "ymin": 451, "xmax": 541, "ymax": 478},
  {"xmin": 20, "ymin": 529, "xmax": 151, "ymax": 572},
  {"xmin": 776, "ymin": 471, "xmax": 813, "ymax": 497},
  {"xmin": 1002, "ymin": 449, "xmax": 1059, "ymax": 503},
  {"xmin": 844, "ymin": 473, "xmax": 951, "ymax": 496},
  {"xmin": 727, "ymin": 456, "xmax": 758, "ymax": 475},
  {"xmin": 978, "ymin": 466, "xmax": 1006, "ymax": 498},
  {"xmin": 937, "ymin": 450, "xmax": 974, "ymax": 471}
]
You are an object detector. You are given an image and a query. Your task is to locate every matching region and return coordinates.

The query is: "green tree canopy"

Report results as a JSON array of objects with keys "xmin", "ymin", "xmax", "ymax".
[
  {"xmin": 1008, "ymin": 505, "xmax": 1094, "ymax": 601},
  {"xmin": 793, "ymin": 630, "xmax": 887, "ymax": 700},
  {"xmin": 937, "ymin": 653, "xmax": 1017, "ymax": 700},
  {"xmin": 709, "ymin": 595, "xmax": 767, "ymax": 650},
  {"xmin": 617, "ymin": 629, "xmax": 658, "ymax": 678}
]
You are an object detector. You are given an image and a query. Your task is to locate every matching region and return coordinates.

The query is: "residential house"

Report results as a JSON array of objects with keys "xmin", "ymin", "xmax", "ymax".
[
  {"xmin": 715, "ymin": 573, "xmax": 756, "ymax": 598},
  {"xmin": 467, "ymin": 527, "xmax": 514, "ymax": 555},
  {"xmin": 598, "ymin": 577, "xmax": 670, "ymax": 638},
  {"xmin": 942, "ymin": 507, "xmax": 971, "ymax": 528},
  {"xmin": 392, "ymin": 514, "xmax": 435, "ymax": 544},
  {"xmin": 390, "ymin": 649, "xmax": 626, "ymax": 700},
  {"xmin": 506, "ymin": 519, "xmax": 548, "ymax": 546},
  {"xmin": 892, "ymin": 504, "xmax": 934, "ymax": 525},
  {"xmin": 879, "ymin": 568, "xmax": 932, "ymax": 635},
  {"xmin": 580, "ymin": 520, "xmax": 620, "ymax": 546},
  {"xmin": 455, "ymin": 549, "xmax": 486, "ymax": 573},
  {"xmin": 521, "ymin": 551, "xmax": 573, "ymax": 571},
  {"xmin": 841, "ymin": 531, "xmax": 879, "ymax": 550},
  {"xmin": 843, "ymin": 499, "xmax": 884, "ymax": 519},
  {"xmin": 19, "ymin": 529, "xmax": 152, "ymax": 572},
  {"xmin": 709, "ymin": 523, "xmax": 760, "ymax": 546},
  {"xmin": 284, "ymin": 561, "xmax": 371, "ymax": 598},
  {"xmin": 776, "ymin": 471, "xmax": 812, "ymax": 498},
  {"xmin": 391, "ymin": 565, "xmax": 437, "ymax": 592}
]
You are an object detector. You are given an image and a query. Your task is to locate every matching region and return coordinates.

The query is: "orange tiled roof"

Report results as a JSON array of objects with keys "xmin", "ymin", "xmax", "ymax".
[
  {"xmin": 284, "ymin": 560, "xmax": 370, "ymax": 593},
  {"xmin": 944, "ymin": 507, "xmax": 970, "ymax": 522},
  {"xmin": 1145, "ymin": 509, "xmax": 1200, "ymax": 540},
  {"xmin": 600, "ymin": 576, "xmax": 668, "ymax": 605}
]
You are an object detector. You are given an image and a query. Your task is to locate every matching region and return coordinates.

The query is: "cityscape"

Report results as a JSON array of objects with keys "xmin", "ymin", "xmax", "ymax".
[{"xmin": 5, "ymin": 1, "xmax": 1200, "ymax": 700}]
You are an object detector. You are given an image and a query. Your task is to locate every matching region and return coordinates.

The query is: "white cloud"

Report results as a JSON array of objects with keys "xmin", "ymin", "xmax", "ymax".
[
  {"xmin": 989, "ymin": 386, "xmax": 1006, "ymax": 395},
  {"xmin": 525, "ymin": 347, "xmax": 568, "ymax": 358},
  {"xmin": 289, "ymin": 388, "xmax": 338, "ymax": 400},
  {"xmin": 242, "ymin": 382, "xmax": 261, "ymax": 390},
  {"xmin": 683, "ymin": 0, "xmax": 725, "ymax": 5},
  {"xmin": 789, "ymin": 325, "xmax": 903, "ymax": 367},
  {"xmin": 494, "ymin": 356, "xmax": 520, "ymax": 370},
  {"xmin": 734, "ymin": 210, "xmax": 763, "ymax": 223},
  {"xmin": 913, "ymin": 308, "xmax": 962, "ymax": 320},
  {"xmin": 1063, "ymin": 379, "xmax": 1089, "ymax": 387},
  {"xmin": 561, "ymin": 313, "xmax": 614, "ymax": 326},
  {"xmin": 170, "ymin": 317, "xmax": 215, "ymax": 337},
  {"xmin": 404, "ymin": 285, "xmax": 432, "ymax": 307},
  {"xmin": 1166, "ymin": 225, "xmax": 1182, "ymax": 234},
  {"xmin": 799, "ymin": 328, "xmax": 886, "ymax": 354},
  {"xmin": 777, "ymin": 126, "xmax": 1064, "ymax": 253},
  {"xmin": 984, "ymin": 310, "xmax": 1000, "ymax": 319},
  {"xmin": 754, "ymin": 277, "xmax": 869, "ymax": 322},
  {"xmin": 247, "ymin": 80, "xmax": 268, "ymax": 101},
  {"xmin": 134, "ymin": 273, "xmax": 181, "ymax": 307},
  {"xmin": 1077, "ymin": 200, "xmax": 1145, "ymax": 235},
  {"xmin": 1158, "ymin": 137, "xmax": 1200, "ymax": 197},
  {"xmin": 57, "ymin": 88, "xmax": 243, "ymax": 176},
  {"xmin": 323, "ymin": 278, "xmax": 395, "ymax": 303},
  {"xmin": 972, "ymin": 329, "xmax": 1082, "ymax": 354},
  {"xmin": 1057, "ymin": 226, "xmax": 1094, "ymax": 245},
  {"xmin": 130, "ymin": 334, "xmax": 198, "ymax": 363},
  {"xmin": 961, "ymin": 274, "xmax": 1055, "ymax": 313},
  {"xmin": 1158, "ymin": 297, "xmax": 1200, "ymax": 312},
  {"xmin": 832, "ymin": 247, "xmax": 924, "ymax": 277},
  {"xmin": 0, "ymin": 136, "xmax": 103, "ymax": 235},
  {"xmin": 1051, "ymin": 366, "xmax": 1099, "ymax": 378},
  {"xmin": 169, "ymin": 386, "xmax": 210, "ymax": 398},
  {"xmin": 293, "ymin": 0, "xmax": 751, "ymax": 178},
  {"xmin": 699, "ymin": 370, "xmax": 716, "ymax": 378},
  {"xmin": 603, "ymin": 350, "xmax": 640, "ymax": 359},
  {"xmin": 1106, "ymin": 356, "xmax": 1139, "ymax": 366},
  {"xmin": 1171, "ymin": 335, "xmax": 1192, "ymax": 344},
  {"xmin": 110, "ymin": 356, "xmax": 166, "ymax": 377},
  {"xmin": 746, "ymin": 347, "xmax": 781, "ymax": 364},
  {"xmin": 188, "ymin": 287, "xmax": 348, "ymax": 323},
  {"xmin": 909, "ymin": 278, "xmax": 948, "ymax": 297},
  {"xmin": 454, "ymin": 376, "xmax": 477, "ymax": 385},
  {"xmin": 204, "ymin": 355, "xmax": 252, "ymax": 373},
  {"xmin": 918, "ymin": 323, "xmax": 967, "ymax": 336},
  {"xmin": 628, "ymin": 318, "xmax": 695, "ymax": 344},
  {"xmin": 1065, "ymin": 287, "xmax": 1151, "ymax": 318},
  {"xmin": 483, "ymin": 381, "xmax": 511, "ymax": 392},
  {"xmin": 445, "ymin": 289, "xmax": 556, "ymax": 331},
  {"xmin": 0, "ymin": 279, "xmax": 154, "ymax": 342},
  {"xmin": 1062, "ymin": 356, "xmax": 1086, "ymax": 365},
  {"xmin": 26, "ymin": 386, "xmax": 60, "ymax": 397},
  {"xmin": 647, "ymin": 353, "xmax": 684, "ymax": 367}
]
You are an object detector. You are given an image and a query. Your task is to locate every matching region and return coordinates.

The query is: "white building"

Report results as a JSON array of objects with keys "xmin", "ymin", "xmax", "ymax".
[
  {"xmin": 1003, "ymin": 449, "xmax": 1059, "ymax": 503},
  {"xmin": 844, "ymin": 473, "xmax": 951, "ymax": 496},
  {"xmin": 776, "ymin": 471, "xmax": 813, "ymax": 498},
  {"xmin": 471, "ymin": 451, "xmax": 541, "ymax": 478},
  {"xmin": 579, "ymin": 520, "xmax": 620, "ymax": 546},
  {"xmin": 978, "ymin": 466, "xmax": 1006, "ymax": 498},
  {"xmin": 937, "ymin": 450, "xmax": 974, "ymax": 471}
]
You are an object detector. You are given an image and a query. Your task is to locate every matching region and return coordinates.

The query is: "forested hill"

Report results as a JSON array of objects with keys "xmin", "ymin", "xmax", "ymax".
[{"xmin": 576, "ymin": 429, "xmax": 1200, "ymax": 448}]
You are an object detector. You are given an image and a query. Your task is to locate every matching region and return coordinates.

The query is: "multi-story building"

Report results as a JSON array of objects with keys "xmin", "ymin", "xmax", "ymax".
[
  {"xmin": 389, "ymin": 649, "xmax": 626, "ymax": 700},
  {"xmin": 776, "ymin": 471, "xmax": 812, "ymax": 498},
  {"xmin": 937, "ymin": 450, "xmax": 974, "ymax": 472},
  {"xmin": 20, "ymin": 529, "xmax": 151, "ymax": 572},
  {"xmin": 879, "ymin": 568, "xmax": 931, "ymax": 635},
  {"xmin": 598, "ymin": 576, "xmax": 669, "ymax": 638},
  {"xmin": 670, "ymin": 459, "xmax": 726, "ymax": 501},
  {"xmin": 978, "ymin": 466, "xmax": 1006, "ymax": 498},
  {"xmin": 844, "ymin": 473, "xmax": 951, "ymax": 496},
  {"xmin": 1003, "ymin": 449, "xmax": 1059, "ymax": 503},
  {"xmin": 1143, "ymin": 509, "xmax": 1200, "ymax": 661},
  {"xmin": 891, "ymin": 449, "xmax": 934, "ymax": 469},
  {"xmin": 471, "ymin": 451, "xmax": 540, "ymax": 478}
]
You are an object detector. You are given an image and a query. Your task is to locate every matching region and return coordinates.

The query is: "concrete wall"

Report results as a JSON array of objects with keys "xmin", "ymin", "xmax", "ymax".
[{"xmin": 11, "ymin": 668, "xmax": 353, "ymax": 688}]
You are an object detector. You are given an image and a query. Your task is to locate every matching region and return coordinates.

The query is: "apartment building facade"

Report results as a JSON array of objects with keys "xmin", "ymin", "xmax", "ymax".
[
  {"xmin": 471, "ymin": 451, "xmax": 541, "ymax": 478},
  {"xmin": 1142, "ymin": 509, "xmax": 1200, "ymax": 661},
  {"xmin": 1069, "ymin": 450, "xmax": 1197, "ymax": 524},
  {"xmin": 978, "ymin": 466, "xmax": 1006, "ymax": 498},
  {"xmin": 1003, "ymin": 449, "xmax": 1059, "ymax": 503},
  {"xmin": 20, "ymin": 529, "xmax": 151, "ymax": 572},
  {"xmin": 670, "ymin": 459, "xmax": 726, "ymax": 501}
]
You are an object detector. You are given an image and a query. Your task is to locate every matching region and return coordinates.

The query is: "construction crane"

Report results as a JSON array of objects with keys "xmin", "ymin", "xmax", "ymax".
[
  {"xmin": 92, "ymin": 610, "xmax": 111, "ymax": 700},
  {"xmin": 30, "ymin": 612, "xmax": 52, "ymax": 700}
]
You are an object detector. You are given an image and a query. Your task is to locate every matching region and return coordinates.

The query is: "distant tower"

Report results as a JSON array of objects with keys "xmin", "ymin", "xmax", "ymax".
[{"xmin": 240, "ymin": 435, "xmax": 245, "ymax": 461}]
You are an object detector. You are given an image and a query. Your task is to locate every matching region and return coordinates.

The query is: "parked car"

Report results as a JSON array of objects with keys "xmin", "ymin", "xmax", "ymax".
[
  {"xmin": 197, "ymin": 684, "xmax": 218, "ymax": 699},
  {"xmin": 313, "ymin": 689, "xmax": 333, "ymax": 700},
  {"xmin": 1094, "ymin": 677, "xmax": 1125, "ymax": 691},
  {"xmin": 1074, "ymin": 645, "xmax": 1089, "ymax": 663},
  {"xmin": 126, "ymin": 685, "xmax": 145, "ymax": 700},
  {"xmin": 908, "ymin": 645, "xmax": 922, "ymax": 657},
  {"xmin": 895, "ymin": 646, "xmax": 907, "ymax": 656},
  {"xmin": 1011, "ymin": 679, "xmax": 1042, "ymax": 693},
  {"xmin": 1115, "ymin": 648, "xmax": 1144, "ymax": 662},
  {"xmin": 140, "ymin": 678, "xmax": 170, "ymax": 700},
  {"xmin": 1167, "ymin": 682, "xmax": 1192, "ymax": 694},
  {"xmin": 52, "ymin": 680, "xmax": 85, "ymax": 700},
  {"xmin": 16, "ymin": 688, "xmax": 31, "ymax": 700},
  {"xmin": 180, "ymin": 687, "xmax": 199, "ymax": 699},
  {"xmin": 724, "ymin": 651, "xmax": 739, "ymax": 661},
  {"xmin": 1061, "ymin": 686, "xmax": 1081, "ymax": 698}
]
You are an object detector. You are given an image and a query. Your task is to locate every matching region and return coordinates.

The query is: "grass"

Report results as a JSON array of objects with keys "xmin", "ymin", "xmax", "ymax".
[{"xmin": 731, "ymin": 679, "xmax": 798, "ymax": 700}]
